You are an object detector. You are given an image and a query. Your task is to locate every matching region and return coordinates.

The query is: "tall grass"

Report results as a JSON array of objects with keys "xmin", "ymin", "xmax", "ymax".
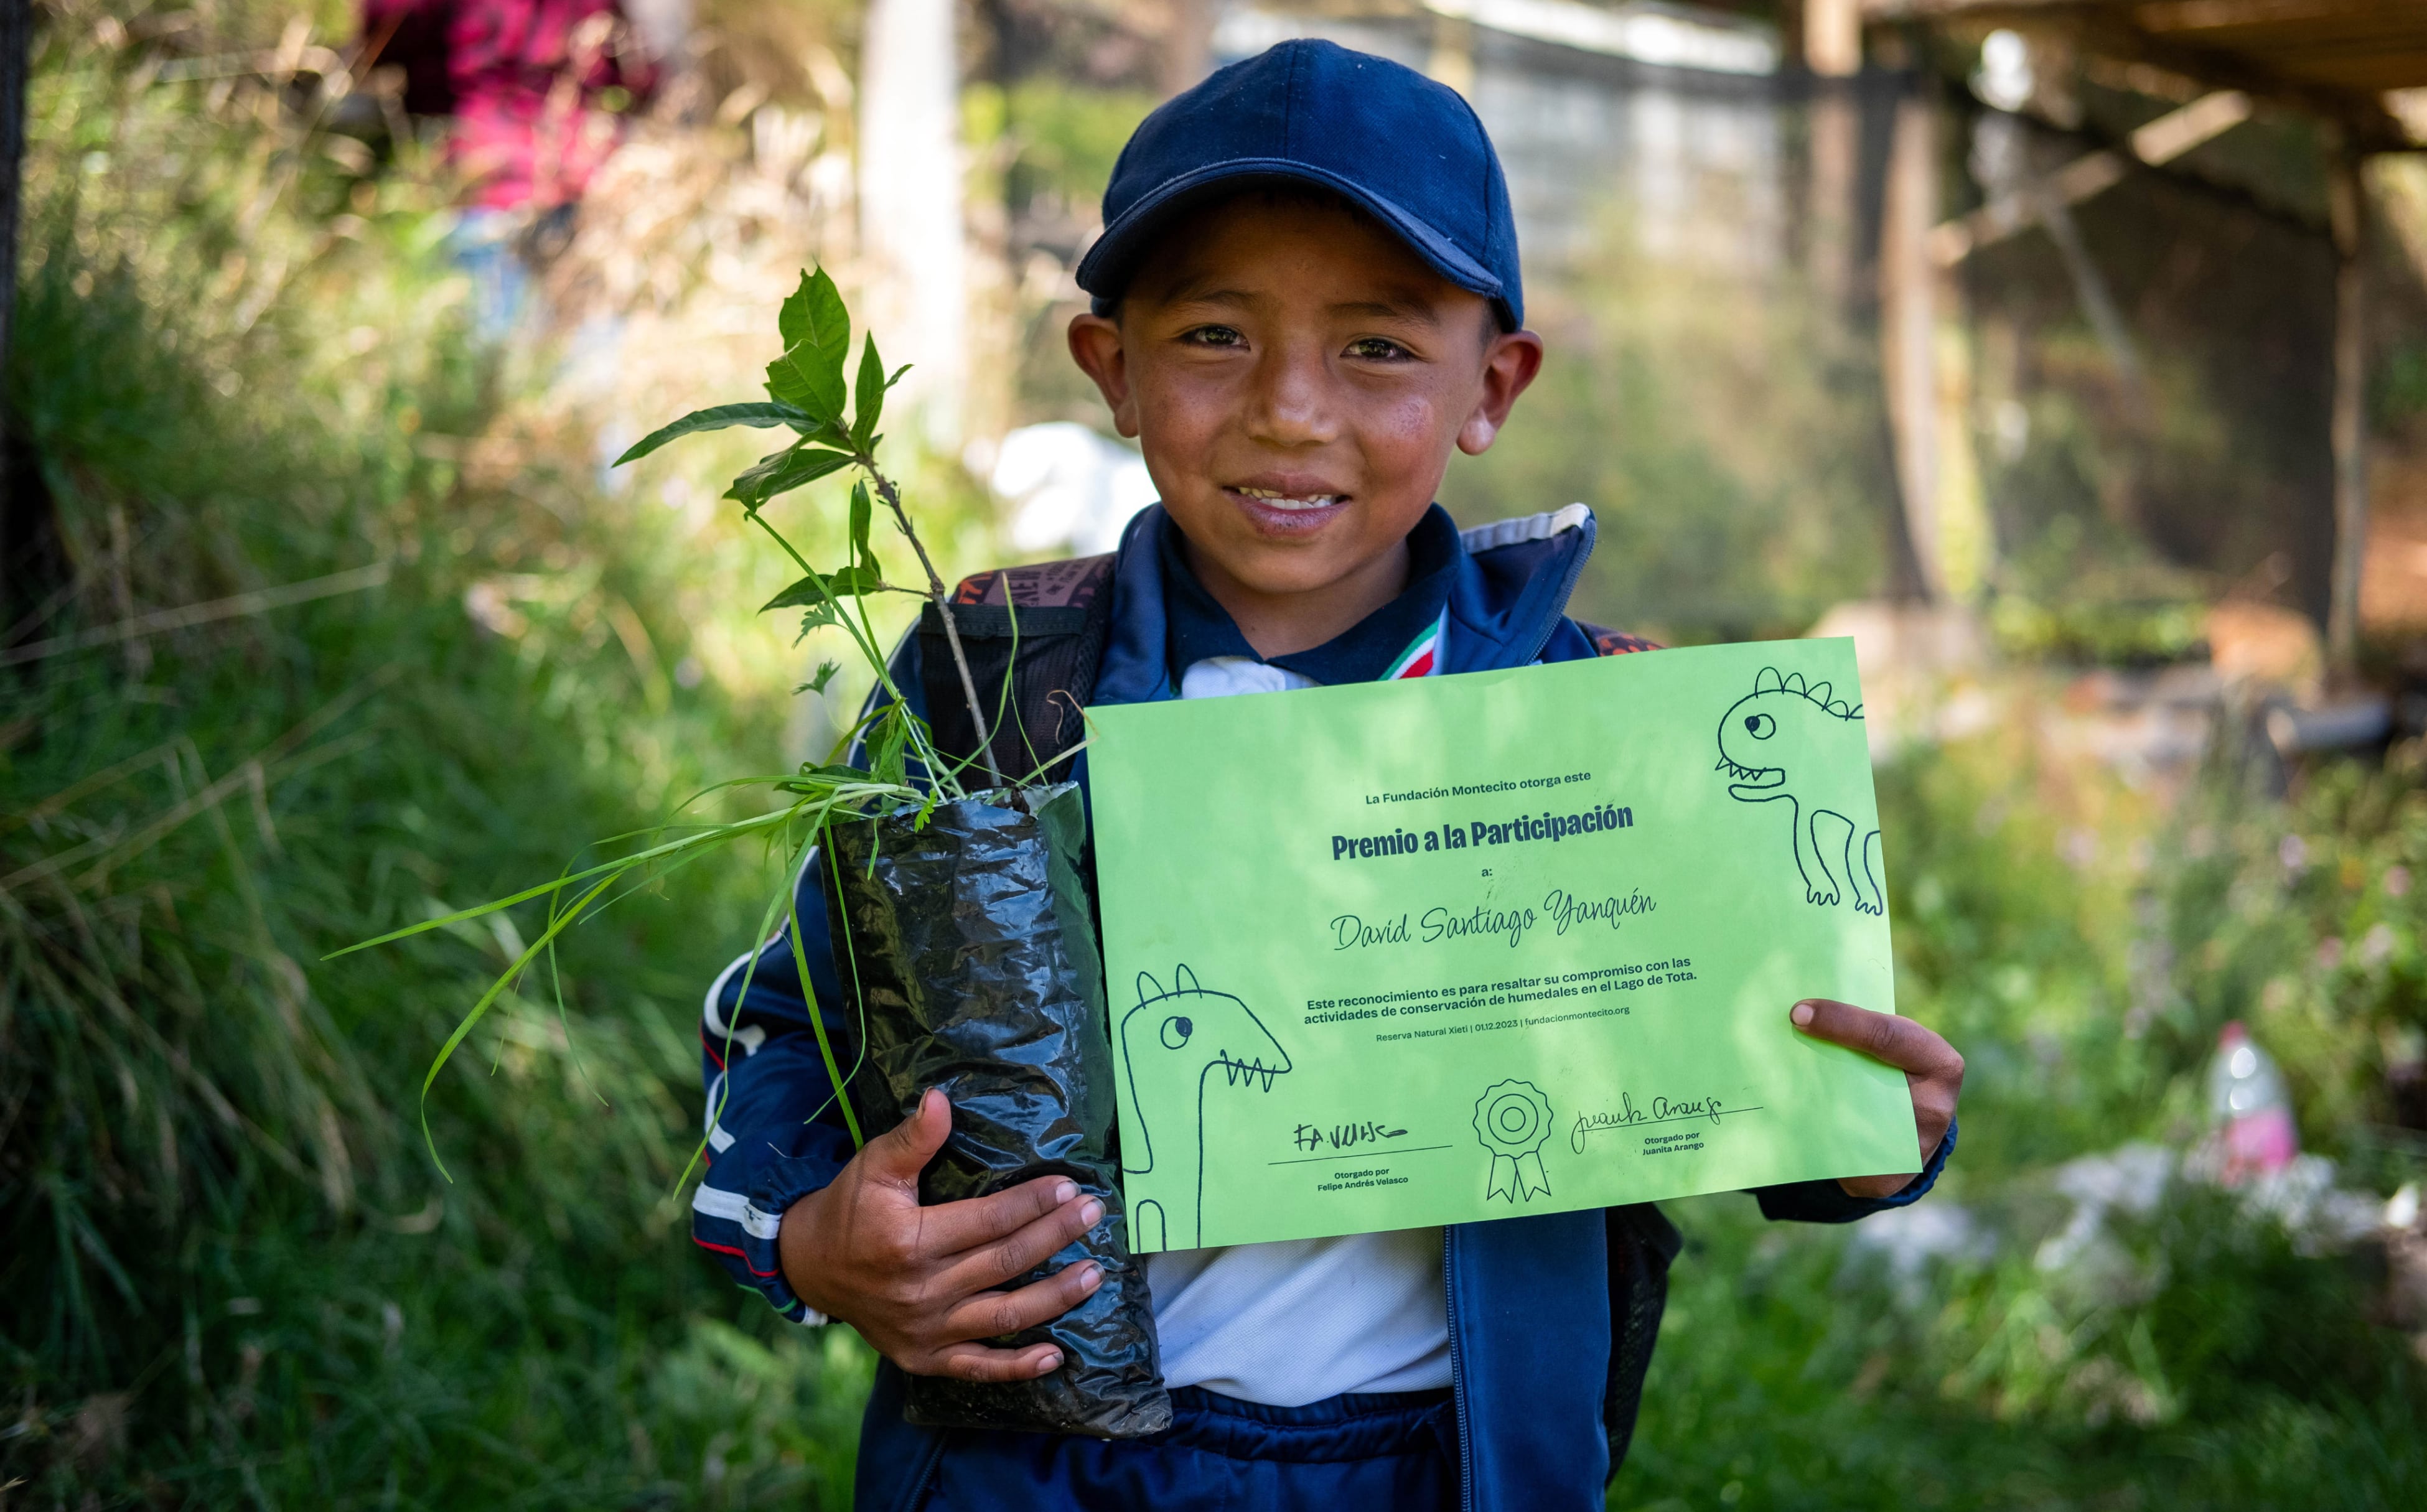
[{"xmin": 2, "ymin": 9, "xmax": 873, "ymax": 1505}]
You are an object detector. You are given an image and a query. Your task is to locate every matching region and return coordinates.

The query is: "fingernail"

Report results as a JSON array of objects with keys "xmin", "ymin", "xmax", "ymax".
[
  {"xmin": 1079, "ymin": 1262, "xmax": 1103, "ymax": 1290},
  {"xmin": 1078, "ymin": 1198, "xmax": 1105, "ymax": 1227},
  {"xmin": 1037, "ymin": 1351, "xmax": 1064, "ymax": 1375},
  {"xmin": 1053, "ymin": 1181, "xmax": 1078, "ymax": 1205},
  {"xmin": 1790, "ymin": 1002, "xmax": 1815, "ymax": 1027}
]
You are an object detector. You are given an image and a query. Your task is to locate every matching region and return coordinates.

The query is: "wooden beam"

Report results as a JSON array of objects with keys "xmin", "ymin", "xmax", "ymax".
[
  {"xmin": 1859, "ymin": 0, "xmax": 2413, "ymax": 146},
  {"xmin": 2326, "ymin": 145, "xmax": 2369, "ymax": 678},
  {"xmin": 1929, "ymin": 89, "xmax": 2252, "ymax": 264}
]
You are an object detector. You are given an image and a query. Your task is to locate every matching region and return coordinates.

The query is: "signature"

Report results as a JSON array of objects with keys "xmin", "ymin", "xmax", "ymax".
[
  {"xmin": 1293, "ymin": 1118, "xmax": 1410, "ymax": 1154},
  {"xmin": 1571, "ymin": 1091, "xmax": 1757, "ymax": 1152}
]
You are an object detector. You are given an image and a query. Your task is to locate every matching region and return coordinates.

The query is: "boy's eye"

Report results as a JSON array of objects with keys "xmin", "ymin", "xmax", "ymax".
[
  {"xmin": 1181, "ymin": 324, "xmax": 1245, "ymax": 348},
  {"xmin": 1345, "ymin": 337, "xmax": 1413, "ymax": 362}
]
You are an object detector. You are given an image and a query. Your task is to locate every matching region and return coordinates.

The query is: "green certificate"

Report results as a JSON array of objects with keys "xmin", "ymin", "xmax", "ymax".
[{"xmin": 1087, "ymin": 638, "xmax": 1915, "ymax": 1252}]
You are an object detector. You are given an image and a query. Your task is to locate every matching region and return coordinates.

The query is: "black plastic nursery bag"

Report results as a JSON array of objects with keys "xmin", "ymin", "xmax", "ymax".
[{"xmin": 823, "ymin": 782, "xmax": 1170, "ymax": 1439}]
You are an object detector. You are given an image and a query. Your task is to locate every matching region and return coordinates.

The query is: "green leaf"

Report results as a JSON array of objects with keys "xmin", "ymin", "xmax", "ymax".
[
  {"xmin": 762, "ymin": 564, "xmax": 885, "ymax": 614},
  {"xmin": 779, "ymin": 760, "xmax": 875, "ymax": 796},
  {"xmin": 766, "ymin": 352, "xmax": 846, "ymax": 426},
  {"xmin": 848, "ymin": 479, "xmax": 872, "ymax": 566},
  {"xmin": 851, "ymin": 336, "xmax": 886, "ymax": 449},
  {"xmin": 725, "ymin": 445, "xmax": 853, "ymax": 506},
  {"xmin": 779, "ymin": 267, "xmax": 849, "ymax": 355},
  {"xmin": 767, "ymin": 269, "xmax": 851, "ymax": 423},
  {"xmin": 612, "ymin": 403, "xmax": 811, "ymax": 466},
  {"xmin": 795, "ymin": 660, "xmax": 841, "ymax": 696},
  {"xmin": 763, "ymin": 575, "xmax": 838, "ymax": 613},
  {"xmin": 790, "ymin": 600, "xmax": 840, "ymax": 643},
  {"xmin": 824, "ymin": 563, "xmax": 885, "ymax": 596},
  {"xmin": 865, "ymin": 709, "xmax": 910, "ymax": 788}
]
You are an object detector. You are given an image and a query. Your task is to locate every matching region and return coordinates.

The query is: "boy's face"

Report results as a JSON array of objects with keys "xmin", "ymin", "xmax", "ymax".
[{"xmin": 1068, "ymin": 192, "xmax": 1541, "ymax": 607}]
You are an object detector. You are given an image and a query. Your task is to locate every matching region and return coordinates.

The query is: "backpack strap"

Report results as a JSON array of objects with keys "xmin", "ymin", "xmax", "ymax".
[
  {"xmin": 1575, "ymin": 620, "xmax": 1664, "ymax": 657},
  {"xmin": 919, "ymin": 555, "xmax": 1117, "ymax": 786}
]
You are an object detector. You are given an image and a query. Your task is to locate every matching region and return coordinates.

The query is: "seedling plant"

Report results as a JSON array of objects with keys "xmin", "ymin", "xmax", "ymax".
[{"xmin": 334, "ymin": 269, "xmax": 1029, "ymax": 1182}]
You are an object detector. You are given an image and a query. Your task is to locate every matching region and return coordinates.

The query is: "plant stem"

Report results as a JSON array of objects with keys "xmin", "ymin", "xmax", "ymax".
[
  {"xmin": 861, "ymin": 460, "xmax": 997, "ymax": 783},
  {"xmin": 747, "ymin": 506, "xmax": 961, "ymax": 796}
]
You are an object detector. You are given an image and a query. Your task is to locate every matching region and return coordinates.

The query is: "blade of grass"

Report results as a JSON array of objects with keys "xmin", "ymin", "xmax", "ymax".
[
  {"xmin": 416, "ymin": 865, "xmax": 627, "ymax": 1182},
  {"xmin": 672, "ymin": 817, "xmax": 834, "ymax": 1196}
]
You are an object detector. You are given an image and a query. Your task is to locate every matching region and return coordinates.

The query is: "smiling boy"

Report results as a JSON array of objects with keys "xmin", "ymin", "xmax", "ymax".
[{"xmin": 692, "ymin": 40, "xmax": 1962, "ymax": 1512}]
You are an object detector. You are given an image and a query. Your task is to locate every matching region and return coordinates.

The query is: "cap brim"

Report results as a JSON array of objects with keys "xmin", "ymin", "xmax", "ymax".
[{"xmin": 1075, "ymin": 159, "xmax": 1508, "ymax": 321}]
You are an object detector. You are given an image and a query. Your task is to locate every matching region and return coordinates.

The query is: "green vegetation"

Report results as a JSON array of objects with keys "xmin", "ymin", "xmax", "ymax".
[
  {"xmin": 1620, "ymin": 727, "xmax": 2427, "ymax": 1509},
  {"xmin": 2, "ymin": 14, "xmax": 874, "ymax": 1504}
]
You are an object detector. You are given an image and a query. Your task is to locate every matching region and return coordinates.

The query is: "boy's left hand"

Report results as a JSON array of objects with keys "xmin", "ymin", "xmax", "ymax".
[{"xmin": 1789, "ymin": 999, "xmax": 1964, "ymax": 1200}]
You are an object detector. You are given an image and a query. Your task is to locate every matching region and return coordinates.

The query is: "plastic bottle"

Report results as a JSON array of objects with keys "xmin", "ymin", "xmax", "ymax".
[{"xmin": 2207, "ymin": 1020, "xmax": 2297, "ymax": 1183}]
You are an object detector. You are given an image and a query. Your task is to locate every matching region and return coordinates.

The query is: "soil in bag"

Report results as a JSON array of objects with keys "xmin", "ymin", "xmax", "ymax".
[{"xmin": 824, "ymin": 781, "xmax": 1169, "ymax": 1439}]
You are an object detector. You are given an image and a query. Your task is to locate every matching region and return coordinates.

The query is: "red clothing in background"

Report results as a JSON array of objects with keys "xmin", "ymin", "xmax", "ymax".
[{"xmin": 362, "ymin": 0, "xmax": 657, "ymax": 210}]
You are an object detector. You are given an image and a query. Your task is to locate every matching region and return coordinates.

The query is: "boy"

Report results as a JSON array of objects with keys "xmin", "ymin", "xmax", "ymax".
[{"xmin": 691, "ymin": 40, "xmax": 1963, "ymax": 1512}]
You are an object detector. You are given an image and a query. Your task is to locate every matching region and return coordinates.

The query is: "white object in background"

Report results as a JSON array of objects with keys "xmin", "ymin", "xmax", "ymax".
[
  {"xmin": 1973, "ymin": 29, "xmax": 2034, "ymax": 113},
  {"xmin": 621, "ymin": 0, "xmax": 693, "ymax": 62},
  {"xmin": 1421, "ymin": 0, "xmax": 1778, "ymax": 77},
  {"xmin": 2387, "ymin": 1182, "xmax": 2421, "ymax": 1231},
  {"xmin": 988, "ymin": 422, "xmax": 1159, "ymax": 556},
  {"xmin": 1847, "ymin": 1199, "xmax": 1994, "ymax": 1284},
  {"xmin": 2207, "ymin": 1021, "xmax": 2298, "ymax": 1182},
  {"xmin": 859, "ymin": 0, "xmax": 967, "ymax": 446},
  {"xmin": 2034, "ymin": 1141, "xmax": 2176, "ymax": 1273}
]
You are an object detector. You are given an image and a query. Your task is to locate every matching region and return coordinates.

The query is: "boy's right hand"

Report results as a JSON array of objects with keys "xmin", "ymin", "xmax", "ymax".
[{"xmin": 776, "ymin": 1088, "xmax": 1106, "ymax": 1381}]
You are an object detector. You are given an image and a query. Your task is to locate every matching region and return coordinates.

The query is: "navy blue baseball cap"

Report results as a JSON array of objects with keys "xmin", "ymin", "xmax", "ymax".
[{"xmin": 1075, "ymin": 39, "xmax": 1525, "ymax": 329}]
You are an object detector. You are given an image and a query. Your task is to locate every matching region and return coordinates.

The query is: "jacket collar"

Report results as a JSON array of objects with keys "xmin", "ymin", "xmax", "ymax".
[{"xmin": 1092, "ymin": 502, "xmax": 1596, "ymax": 707}]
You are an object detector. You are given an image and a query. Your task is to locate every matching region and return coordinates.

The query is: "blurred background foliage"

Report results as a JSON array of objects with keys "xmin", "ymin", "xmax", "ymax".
[
  {"xmin": 5, "ymin": 1, "xmax": 2427, "ymax": 1508},
  {"xmin": 1442, "ymin": 233, "xmax": 1894, "ymax": 643},
  {"xmin": 3, "ymin": 4, "xmax": 881, "ymax": 1504}
]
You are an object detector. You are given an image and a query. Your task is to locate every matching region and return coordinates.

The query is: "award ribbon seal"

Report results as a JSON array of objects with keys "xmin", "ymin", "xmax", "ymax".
[{"xmin": 1472, "ymin": 1080, "xmax": 1554, "ymax": 1202}]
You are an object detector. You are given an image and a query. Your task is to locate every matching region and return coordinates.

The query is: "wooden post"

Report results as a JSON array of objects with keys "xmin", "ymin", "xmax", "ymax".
[
  {"xmin": 1428, "ymin": 14, "xmax": 1476, "ymax": 98},
  {"xmin": 2327, "ymin": 148, "xmax": 2370, "ymax": 679},
  {"xmin": 859, "ymin": 0, "xmax": 968, "ymax": 447},
  {"xmin": 1805, "ymin": 0, "xmax": 1863, "ymax": 79},
  {"xmin": 1161, "ymin": 0, "xmax": 1213, "ymax": 98},
  {"xmin": 1881, "ymin": 91, "xmax": 1944, "ymax": 602},
  {"xmin": 1807, "ymin": 82, "xmax": 1857, "ymax": 309}
]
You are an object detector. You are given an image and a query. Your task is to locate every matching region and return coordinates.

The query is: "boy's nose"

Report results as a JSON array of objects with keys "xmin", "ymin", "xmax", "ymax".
[{"xmin": 1244, "ymin": 342, "xmax": 1340, "ymax": 448}]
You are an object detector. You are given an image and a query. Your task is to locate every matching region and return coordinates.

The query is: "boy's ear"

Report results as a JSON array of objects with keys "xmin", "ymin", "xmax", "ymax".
[
  {"xmin": 1457, "ymin": 330, "xmax": 1545, "ymax": 457},
  {"xmin": 1067, "ymin": 312, "xmax": 1142, "ymax": 439}
]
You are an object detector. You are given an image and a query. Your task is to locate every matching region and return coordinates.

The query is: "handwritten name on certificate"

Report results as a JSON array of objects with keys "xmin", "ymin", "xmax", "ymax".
[{"xmin": 1086, "ymin": 638, "xmax": 1917, "ymax": 1251}]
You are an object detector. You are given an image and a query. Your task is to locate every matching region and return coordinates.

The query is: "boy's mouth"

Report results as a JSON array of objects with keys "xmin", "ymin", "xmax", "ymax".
[
  {"xmin": 1223, "ymin": 484, "xmax": 1349, "ymax": 535},
  {"xmin": 1231, "ymin": 486, "xmax": 1340, "ymax": 511}
]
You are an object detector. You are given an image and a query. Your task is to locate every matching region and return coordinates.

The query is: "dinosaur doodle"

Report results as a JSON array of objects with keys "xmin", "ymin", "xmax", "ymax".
[
  {"xmin": 1117, "ymin": 966, "xmax": 1292, "ymax": 1250},
  {"xmin": 1714, "ymin": 667, "xmax": 1883, "ymax": 915}
]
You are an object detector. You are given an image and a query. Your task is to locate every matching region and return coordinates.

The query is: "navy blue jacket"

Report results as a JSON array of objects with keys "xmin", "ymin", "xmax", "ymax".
[{"xmin": 691, "ymin": 503, "xmax": 1953, "ymax": 1511}]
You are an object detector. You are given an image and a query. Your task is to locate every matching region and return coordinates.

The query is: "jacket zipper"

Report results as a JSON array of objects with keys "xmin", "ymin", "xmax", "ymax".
[{"xmin": 1444, "ymin": 1226, "xmax": 1476, "ymax": 1512}]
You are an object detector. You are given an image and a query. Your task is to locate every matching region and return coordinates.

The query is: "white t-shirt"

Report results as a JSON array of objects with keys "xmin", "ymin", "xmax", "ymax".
[{"xmin": 1146, "ymin": 655, "xmax": 1453, "ymax": 1405}]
